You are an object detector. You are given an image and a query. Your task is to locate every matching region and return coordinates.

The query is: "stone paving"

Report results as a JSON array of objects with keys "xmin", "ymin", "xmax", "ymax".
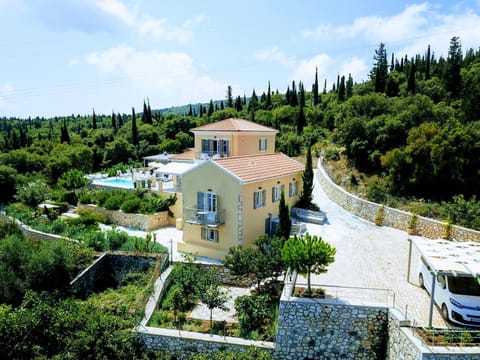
[{"xmin": 297, "ymin": 168, "xmax": 449, "ymax": 328}]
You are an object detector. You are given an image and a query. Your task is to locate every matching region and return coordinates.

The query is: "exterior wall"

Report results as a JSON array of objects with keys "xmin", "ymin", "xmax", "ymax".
[
  {"xmin": 275, "ymin": 297, "xmax": 389, "ymax": 360},
  {"xmin": 232, "ymin": 132, "xmax": 276, "ymax": 156},
  {"xmin": 77, "ymin": 204, "xmax": 170, "ymax": 231},
  {"xmin": 179, "ymin": 162, "xmax": 241, "ymax": 259},
  {"xmin": 159, "ymin": 191, "xmax": 183, "ymax": 225},
  {"xmin": 318, "ymin": 158, "xmax": 480, "ymax": 242},
  {"xmin": 241, "ymin": 173, "xmax": 302, "ymax": 249},
  {"xmin": 193, "ymin": 131, "xmax": 276, "ymax": 158},
  {"xmin": 139, "ymin": 327, "xmax": 274, "ymax": 359}
]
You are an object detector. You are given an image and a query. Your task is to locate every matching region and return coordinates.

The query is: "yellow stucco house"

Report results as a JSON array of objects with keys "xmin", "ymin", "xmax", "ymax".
[{"xmin": 176, "ymin": 118, "xmax": 304, "ymax": 260}]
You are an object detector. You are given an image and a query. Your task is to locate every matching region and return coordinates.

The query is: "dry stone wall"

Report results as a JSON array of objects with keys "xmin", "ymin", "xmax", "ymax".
[
  {"xmin": 317, "ymin": 158, "xmax": 480, "ymax": 242},
  {"xmin": 77, "ymin": 204, "xmax": 170, "ymax": 231}
]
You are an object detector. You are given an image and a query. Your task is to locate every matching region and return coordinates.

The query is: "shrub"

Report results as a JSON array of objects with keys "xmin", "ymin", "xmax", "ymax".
[
  {"xmin": 104, "ymin": 195, "xmax": 123, "ymax": 210},
  {"xmin": 84, "ymin": 231, "xmax": 107, "ymax": 251},
  {"xmin": 106, "ymin": 229, "xmax": 129, "ymax": 250},
  {"xmin": 95, "ymin": 191, "xmax": 112, "ymax": 207},
  {"xmin": 50, "ymin": 219, "xmax": 68, "ymax": 234},
  {"xmin": 79, "ymin": 192, "xmax": 93, "ymax": 204},
  {"xmin": 121, "ymin": 198, "xmax": 141, "ymax": 213},
  {"xmin": 325, "ymin": 147, "xmax": 340, "ymax": 161}
]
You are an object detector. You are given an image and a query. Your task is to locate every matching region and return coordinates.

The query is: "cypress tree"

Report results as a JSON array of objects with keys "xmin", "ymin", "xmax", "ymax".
[
  {"xmin": 226, "ymin": 85, "xmax": 233, "ymax": 108},
  {"xmin": 147, "ymin": 98, "xmax": 153, "ymax": 124},
  {"xmin": 298, "ymin": 81, "xmax": 305, "ymax": 108},
  {"xmin": 208, "ymin": 99, "xmax": 214, "ymax": 116},
  {"xmin": 142, "ymin": 100, "xmax": 148, "ymax": 123},
  {"xmin": 266, "ymin": 81, "xmax": 272, "ymax": 109},
  {"xmin": 323, "ymin": 78, "xmax": 327, "ymax": 94},
  {"xmin": 220, "ymin": 102, "xmax": 224, "ymax": 110},
  {"xmin": 297, "ymin": 104, "xmax": 306, "ymax": 135},
  {"xmin": 290, "ymin": 81, "xmax": 298, "ymax": 106},
  {"xmin": 131, "ymin": 107, "xmax": 138, "ymax": 146},
  {"xmin": 277, "ymin": 191, "xmax": 291, "ymax": 240},
  {"xmin": 425, "ymin": 45, "xmax": 431, "ymax": 80},
  {"xmin": 285, "ymin": 86, "xmax": 291, "ymax": 105},
  {"xmin": 374, "ymin": 43, "xmax": 388, "ymax": 93},
  {"xmin": 346, "ymin": 73, "xmax": 354, "ymax": 98},
  {"xmin": 92, "ymin": 108, "xmax": 97, "ymax": 130},
  {"xmin": 188, "ymin": 104, "xmax": 193, "ymax": 117},
  {"xmin": 111, "ymin": 111, "xmax": 117, "ymax": 131},
  {"xmin": 235, "ymin": 96, "xmax": 242, "ymax": 111},
  {"xmin": 338, "ymin": 75, "xmax": 346, "ymax": 101},
  {"xmin": 117, "ymin": 113, "xmax": 123, "ymax": 128},
  {"xmin": 248, "ymin": 89, "xmax": 258, "ymax": 112},
  {"xmin": 298, "ymin": 146, "xmax": 315, "ymax": 209},
  {"xmin": 313, "ymin": 67, "xmax": 319, "ymax": 105},
  {"xmin": 407, "ymin": 63, "xmax": 416, "ymax": 94},
  {"xmin": 445, "ymin": 36, "xmax": 462, "ymax": 98}
]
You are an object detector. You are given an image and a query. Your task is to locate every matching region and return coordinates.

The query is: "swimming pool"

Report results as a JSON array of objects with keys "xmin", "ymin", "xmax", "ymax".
[{"xmin": 94, "ymin": 177, "xmax": 134, "ymax": 189}]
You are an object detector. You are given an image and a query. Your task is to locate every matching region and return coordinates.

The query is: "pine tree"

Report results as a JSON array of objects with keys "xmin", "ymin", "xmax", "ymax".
[
  {"xmin": 445, "ymin": 36, "xmax": 462, "ymax": 98},
  {"xmin": 298, "ymin": 146, "xmax": 315, "ymax": 209},
  {"xmin": 226, "ymin": 85, "xmax": 234, "ymax": 108},
  {"xmin": 373, "ymin": 43, "xmax": 388, "ymax": 93},
  {"xmin": 131, "ymin": 107, "xmax": 138, "ymax": 147},
  {"xmin": 313, "ymin": 67, "xmax": 319, "ymax": 105},
  {"xmin": 92, "ymin": 108, "xmax": 97, "ymax": 130},
  {"xmin": 338, "ymin": 75, "xmax": 346, "ymax": 101}
]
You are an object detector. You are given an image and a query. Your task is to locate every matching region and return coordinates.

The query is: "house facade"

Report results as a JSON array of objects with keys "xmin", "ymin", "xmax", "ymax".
[{"xmin": 178, "ymin": 152, "xmax": 304, "ymax": 259}]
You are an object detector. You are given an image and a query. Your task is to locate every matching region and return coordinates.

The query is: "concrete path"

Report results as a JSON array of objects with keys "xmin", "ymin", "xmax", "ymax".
[{"xmin": 297, "ymin": 167, "xmax": 448, "ymax": 328}]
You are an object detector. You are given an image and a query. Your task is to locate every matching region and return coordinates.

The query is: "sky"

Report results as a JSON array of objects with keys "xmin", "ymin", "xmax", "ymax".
[{"xmin": 1, "ymin": 0, "xmax": 480, "ymax": 118}]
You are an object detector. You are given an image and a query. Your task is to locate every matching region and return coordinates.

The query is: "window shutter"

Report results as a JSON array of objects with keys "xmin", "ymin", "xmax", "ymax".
[
  {"xmin": 262, "ymin": 189, "xmax": 266, "ymax": 206},
  {"xmin": 254, "ymin": 192, "xmax": 258, "ymax": 209},
  {"xmin": 197, "ymin": 191, "xmax": 205, "ymax": 210},
  {"xmin": 272, "ymin": 187, "xmax": 275, "ymax": 202}
]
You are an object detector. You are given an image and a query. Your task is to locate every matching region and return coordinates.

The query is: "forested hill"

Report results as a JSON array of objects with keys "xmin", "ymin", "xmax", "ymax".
[{"xmin": 1, "ymin": 36, "xmax": 480, "ymax": 219}]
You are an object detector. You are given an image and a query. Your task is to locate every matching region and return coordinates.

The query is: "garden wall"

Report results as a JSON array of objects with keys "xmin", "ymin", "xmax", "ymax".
[
  {"xmin": 317, "ymin": 158, "xmax": 480, "ymax": 242},
  {"xmin": 77, "ymin": 204, "xmax": 171, "ymax": 231}
]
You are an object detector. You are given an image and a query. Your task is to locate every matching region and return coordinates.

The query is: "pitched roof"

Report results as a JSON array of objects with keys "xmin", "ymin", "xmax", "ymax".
[
  {"xmin": 212, "ymin": 153, "xmax": 304, "ymax": 183},
  {"xmin": 190, "ymin": 118, "xmax": 278, "ymax": 133},
  {"xmin": 170, "ymin": 149, "xmax": 195, "ymax": 161}
]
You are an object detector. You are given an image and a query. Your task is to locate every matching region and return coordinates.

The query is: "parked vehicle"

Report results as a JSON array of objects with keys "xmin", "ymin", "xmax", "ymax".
[{"xmin": 419, "ymin": 255, "xmax": 480, "ymax": 327}]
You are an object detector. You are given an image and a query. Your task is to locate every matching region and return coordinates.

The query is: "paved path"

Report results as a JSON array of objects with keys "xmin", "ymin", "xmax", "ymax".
[{"xmin": 298, "ymin": 167, "xmax": 448, "ymax": 328}]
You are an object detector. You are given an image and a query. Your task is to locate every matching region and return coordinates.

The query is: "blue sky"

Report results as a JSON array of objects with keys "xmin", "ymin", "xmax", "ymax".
[{"xmin": 1, "ymin": 0, "xmax": 480, "ymax": 118}]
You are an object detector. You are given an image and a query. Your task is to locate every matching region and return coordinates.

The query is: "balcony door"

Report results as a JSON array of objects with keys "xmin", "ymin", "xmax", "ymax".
[{"xmin": 197, "ymin": 191, "xmax": 217, "ymax": 222}]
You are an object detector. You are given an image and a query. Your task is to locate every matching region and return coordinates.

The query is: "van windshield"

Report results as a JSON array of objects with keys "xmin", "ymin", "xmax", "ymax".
[{"xmin": 448, "ymin": 276, "xmax": 480, "ymax": 296}]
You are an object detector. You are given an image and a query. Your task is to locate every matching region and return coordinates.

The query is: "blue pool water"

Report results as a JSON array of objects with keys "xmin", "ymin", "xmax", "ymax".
[{"xmin": 98, "ymin": 178, "xmax": 134, "ymax": 188}]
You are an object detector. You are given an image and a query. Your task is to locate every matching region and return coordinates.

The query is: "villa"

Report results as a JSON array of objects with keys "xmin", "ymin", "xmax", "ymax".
[{"xmin": 175, "ymin": 118, "xmax": 304, "ymax": 259}]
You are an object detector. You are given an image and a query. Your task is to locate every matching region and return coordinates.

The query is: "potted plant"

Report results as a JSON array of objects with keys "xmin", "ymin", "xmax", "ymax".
[
  {"xmin": 407, "ymin": 213, "xmax": 418, "ymax": 235},
  {"xmin": 374, "ymin": 205, "xmax": 385, "ymax": 226}
]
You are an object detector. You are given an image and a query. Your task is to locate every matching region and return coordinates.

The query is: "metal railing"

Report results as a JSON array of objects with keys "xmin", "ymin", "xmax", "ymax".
[
  {"xmin": 183, "ymin": 207, "xmax": 225, "ymax": 226},
  {"xmin": 412, "ymin": 325, "xmax": 480, "ymax": 347}
]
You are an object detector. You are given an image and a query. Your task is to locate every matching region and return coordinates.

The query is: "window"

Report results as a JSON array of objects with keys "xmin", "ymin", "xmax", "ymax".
[
  {"xmin": 259, "ymin": 138, "xmax": 267, "ymax": 152},
  {"xmin": 289, "ymin": 180, "xmax": 298, "ymax": 197},
  {"xmin": 201, "ymin": 227, "xmax": 218, "ymax": 242},
  {"xmin": 197, "ymin": 191, "xmax": 217, "ymax": 212},
  {"xmin": 254, "ymin": 189, "xmax": 266, "ymax": 209},
  {"xmin": 201, "ymin": 138, "xmax": 229, "ymax": 157},
  {"xmin": 272, "ymin": 184, "xmax": 284, "ymax": 202}
]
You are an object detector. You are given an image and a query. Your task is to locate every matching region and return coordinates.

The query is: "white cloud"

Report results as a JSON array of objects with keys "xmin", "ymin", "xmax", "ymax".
[
  {"xmin": 255, "ymin": 46, "xmax": 295, "ymax": 67},
  {"xmin": 292, "ymin": 53, "xmax": 332, "ymax": 86},
  {"xmin": 301, "ymin": 24, "xmax": 332, "ymax": 39},
  {"xmin": 85, "ymin": 46, "xmax": 225, "ymax": 107},
  {"xmin": 339, "ymin": 57, "xmax": 369, "ymax": 82},
  {"xmin": 93, "ymin": 0, "xmax": 204, "ymax": 42}
]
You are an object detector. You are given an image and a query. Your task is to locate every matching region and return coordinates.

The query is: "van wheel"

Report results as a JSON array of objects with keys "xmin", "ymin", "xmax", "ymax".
[
  {"xmin": 441, "ymin": 304, "xmax": 449, "ymax": 321},
  {"xmin": 419, "ymin": 273, "xmax": 424, "ymax": 289}
]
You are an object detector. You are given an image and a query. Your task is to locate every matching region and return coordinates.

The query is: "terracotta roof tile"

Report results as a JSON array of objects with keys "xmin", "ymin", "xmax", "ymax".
[
  {"xmin": 213, "ymin": 153, "xmax": 304, "ymax": 183},
  {"xmin": 170, "ymin": 149, "xmax": 195, "ymax": 161},
  {"xmin": 190, "ymin": 118, "xmax": 278, "ymax": 133}
]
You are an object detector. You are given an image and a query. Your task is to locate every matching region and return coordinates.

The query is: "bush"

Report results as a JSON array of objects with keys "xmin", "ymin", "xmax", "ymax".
[
  {"xmin": 79, "ymin": 192, "xmax": 93, "ymax": 204},
  {"xmin": 84, "ymin": 231, "xmax": 107, "ymax": 251},
  {"xmin": 50, "ymin": 189, "xmax": 77, "ymax": 205},
  {"xmin": 121, "ymin": 198, "xmax": 141, "ymax": 213},
  {"xmin": 50, "ymin": 219, "xmax": 68, "ymax": 234},
  {"xmin": 104, "ymin": 195, "xmax": 123, "ymax": 210},
  {"xmin": 105, "ymin": 229, "xmax": 129, "ymax": 250},
  {"xmin": 95, "ymin": 191, "xmax": 112, "ymax": 207}
]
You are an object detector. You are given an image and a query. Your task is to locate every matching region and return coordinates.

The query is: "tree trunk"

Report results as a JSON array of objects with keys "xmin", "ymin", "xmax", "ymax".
[{"xmin": 307, "ymin": 268, "xmax": 311, "ymax": 295}]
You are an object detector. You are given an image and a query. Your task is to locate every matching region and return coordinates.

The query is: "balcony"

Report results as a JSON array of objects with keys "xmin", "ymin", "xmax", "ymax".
[
  {"xmin": 195, "ymin": 150, "xmax": 230, "ymax": 159},
  {"xmin": 183, "ymin": 207, "xmax": 225, "ymax": 227}
]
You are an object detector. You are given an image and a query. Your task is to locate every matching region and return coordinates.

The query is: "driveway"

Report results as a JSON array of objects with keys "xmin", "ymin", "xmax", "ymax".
[{"xmin": 297, "ymin": 167, "xmax": 448, "ymax": 328}]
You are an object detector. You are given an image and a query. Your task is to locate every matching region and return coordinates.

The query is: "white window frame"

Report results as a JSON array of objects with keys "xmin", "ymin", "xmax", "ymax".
[
  {"xmin": 259, "ymin": 138, "xmax": 267, "ymax": 152},
  {"xmin": 289, "ymin": 180, "xmax": 298, "ymax": 197},
  {"xmin": 201, "ymin": 227, "xmax": 218, "ymax": 242},
  {"xmin": 254, "ymin": 189, "xmax": 266, "ymax": 209},
  {"xmin": 272, "ymin": 184, "xmax": 282, "ymax": 202}
]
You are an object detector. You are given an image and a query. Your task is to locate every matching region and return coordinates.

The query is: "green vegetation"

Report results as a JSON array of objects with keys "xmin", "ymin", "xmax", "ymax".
[{"xmin": 282, "ymin": 232, "xmax": 336, "ymax": 296}]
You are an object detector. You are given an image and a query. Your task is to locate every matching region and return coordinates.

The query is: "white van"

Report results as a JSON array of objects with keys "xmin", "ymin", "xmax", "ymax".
[{"xmin": 419, "ymin": 255, "xmax": 480, "ymax": 327}]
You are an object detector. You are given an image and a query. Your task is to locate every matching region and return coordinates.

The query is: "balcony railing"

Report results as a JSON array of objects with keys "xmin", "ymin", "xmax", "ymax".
[{"xmin": 183, "ymin": 207, "xmax": 225, "ymax": 227}]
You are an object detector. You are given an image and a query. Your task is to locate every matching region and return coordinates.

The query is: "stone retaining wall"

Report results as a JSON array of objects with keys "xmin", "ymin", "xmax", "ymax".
[
  {"xmin": 317, "ymin": 158, "xmax": 480, "ymax": 242},
  {"xmin": 138, "ymin": 327, "xmax": 274, "ymax": 359},
  {"xmin": 77, "ymin": 204, "xmax": 170, "ymax": 231},
  {"xmin": 275, "ymin": 297, "xmax": 388, "ymax": 359}
]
